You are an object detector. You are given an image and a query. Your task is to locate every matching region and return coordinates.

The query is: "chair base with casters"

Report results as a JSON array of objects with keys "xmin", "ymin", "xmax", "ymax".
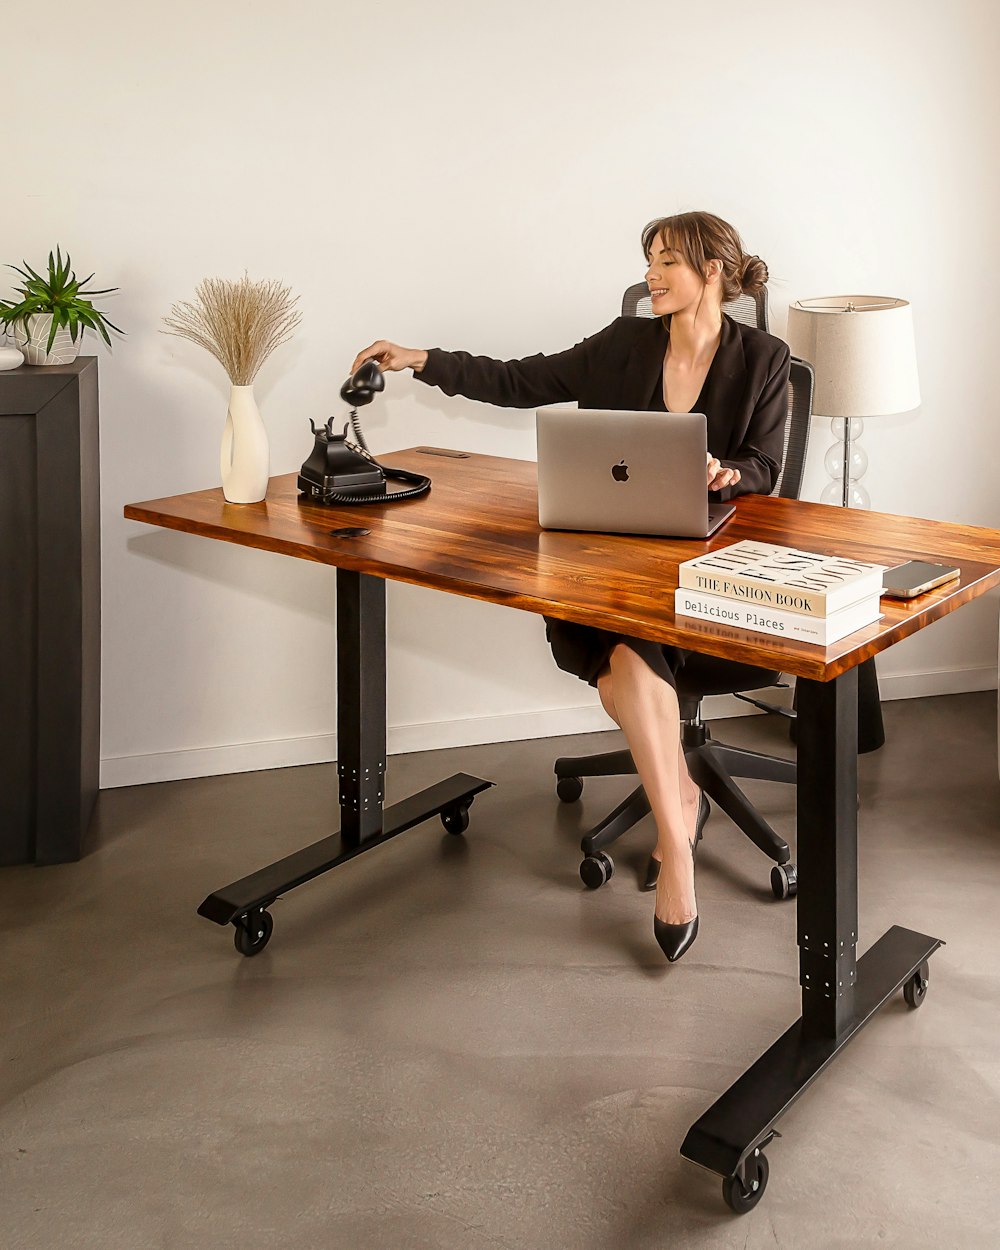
[{"xmin": 556, "ymin": 661, "xmax": 799, "ymax": 902}]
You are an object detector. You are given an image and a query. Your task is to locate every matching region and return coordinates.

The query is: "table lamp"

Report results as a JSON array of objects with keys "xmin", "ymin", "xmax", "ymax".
[{"xmin": 786, "ymin": 296, "xmax": 920, "ymax": 508}]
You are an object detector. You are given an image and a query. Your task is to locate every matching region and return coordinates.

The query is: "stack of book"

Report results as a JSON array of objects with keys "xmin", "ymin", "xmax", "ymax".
[{"xmin": 675, "ymin": 541, "xmax": 885, "ymax": 645}]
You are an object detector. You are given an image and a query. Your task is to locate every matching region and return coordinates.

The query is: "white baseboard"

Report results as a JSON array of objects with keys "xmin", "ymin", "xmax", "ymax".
[
  {"xmin": 874, "ymin": 663, "xmax": 997, "ymax": 701},
  {"xmin": 99, "ymin": 665, "xmax": 997, "ymax": 790},
  {"xmin": 99, "ymin": 732, "xmax": 341, "ymax": 789}
]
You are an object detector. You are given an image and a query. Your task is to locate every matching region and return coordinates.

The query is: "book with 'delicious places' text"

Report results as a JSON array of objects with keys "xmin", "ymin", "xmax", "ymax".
[
  {"xmin": 678, "ymin": 541, "xmax": 885, "ymax": 617},
  {"xmin": 674, "ymin": 589, "xmax": 882, "ymax": 645}
]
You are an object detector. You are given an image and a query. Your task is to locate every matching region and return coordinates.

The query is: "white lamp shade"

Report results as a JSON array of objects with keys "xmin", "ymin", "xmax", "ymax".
[{"xmin": 786, "ymin": 296, "xmax": 920, "ymax": 417}]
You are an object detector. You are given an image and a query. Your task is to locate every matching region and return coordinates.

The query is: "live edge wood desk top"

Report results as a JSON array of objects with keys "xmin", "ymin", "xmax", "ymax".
[{"xmin": 124, "ymin": 447, "xmax": 1000, "ymax": 683}]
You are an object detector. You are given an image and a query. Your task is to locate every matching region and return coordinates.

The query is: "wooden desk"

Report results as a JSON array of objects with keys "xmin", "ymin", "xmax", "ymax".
[{"xmin": 125, "ymin": 448, "xmax": 1000, "ymax": 1212}]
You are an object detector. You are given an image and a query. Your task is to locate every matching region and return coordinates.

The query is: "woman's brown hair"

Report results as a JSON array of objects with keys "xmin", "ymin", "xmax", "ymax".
[{"xmin": 641, "ymin": 211, "xmax": 768, "ymax": 302}]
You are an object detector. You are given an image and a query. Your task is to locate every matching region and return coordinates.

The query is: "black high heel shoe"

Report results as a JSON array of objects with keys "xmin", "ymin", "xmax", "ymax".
[
  {"xmin": 654, "ymin": 913, "xmax": 699, "ymax": 963},
  {"xmin": 651, "ymin": 791, "xmax": 708, "ymax": 963},
  {"xmin": 643, "ymin": 792, "xmax": 709, "ymax": 891}
]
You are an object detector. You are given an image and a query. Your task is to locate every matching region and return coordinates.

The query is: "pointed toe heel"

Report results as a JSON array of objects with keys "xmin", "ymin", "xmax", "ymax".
[{"xmin": 654, "ymin": 913, "xmax": 699, "ymax": 963}]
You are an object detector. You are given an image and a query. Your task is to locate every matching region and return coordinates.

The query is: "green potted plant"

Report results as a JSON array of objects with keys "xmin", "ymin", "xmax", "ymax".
[{"xmin": 0, "ymin": 246, "xmax": 123, "ymax": 366}]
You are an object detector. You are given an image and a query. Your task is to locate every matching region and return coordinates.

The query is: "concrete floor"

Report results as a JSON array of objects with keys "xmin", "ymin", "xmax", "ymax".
[{"xmin": 2, "ymin": 692, "xmax": 1000, "ymax": 1249}]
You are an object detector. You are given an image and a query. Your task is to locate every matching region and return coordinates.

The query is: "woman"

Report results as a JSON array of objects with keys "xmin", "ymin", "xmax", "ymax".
[{"xmin": 351, "ymin": 211, "xmax": 791, "ymax": 963}]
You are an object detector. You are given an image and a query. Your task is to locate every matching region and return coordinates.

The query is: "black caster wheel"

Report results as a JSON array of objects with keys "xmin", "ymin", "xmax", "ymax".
[
  {"xmin": 722, "ymin": 1150, "xmax": 769, "ymax": 1215},
  {"xmin": 903, "ymin": 962, "xmax": 929, "ymax": 1009},
  {"xmin": 233, "ymin": 909, "xmax": 273, "ymax": 957},
  {"xmin": 770, "ymin": 862, "xmax": 798, "ymax": 900},
  {"xmin": 580, "ymin": 852, "xmax": 614, "ymax": 889},
  {"xmin": 556, "ymin": 775, "xmax": 584, "ymax": 803},
  {"xmin": 441, "ymin": 804, "xmax": 470, "ymax": 835}
]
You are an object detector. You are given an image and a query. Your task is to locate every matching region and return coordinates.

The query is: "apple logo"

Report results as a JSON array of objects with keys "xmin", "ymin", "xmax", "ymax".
[{"xmin": 612, "ymin": 459, "xmax": 629, "ymax": 482}]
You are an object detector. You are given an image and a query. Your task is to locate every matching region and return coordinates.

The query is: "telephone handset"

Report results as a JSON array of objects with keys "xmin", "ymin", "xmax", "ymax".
[{"xmin": 297, "ymin": 360, "xmax": 432, "ymax": 505}]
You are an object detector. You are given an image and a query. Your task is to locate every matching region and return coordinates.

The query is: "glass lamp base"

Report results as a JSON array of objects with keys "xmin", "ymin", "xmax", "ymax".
[
  {"xmin": 823, "ymin": 416, "xmax": 871, "ymax": 509},
  {"xmin": 821, "ymin": 480, "xmax": 871, "ymax": 509}
]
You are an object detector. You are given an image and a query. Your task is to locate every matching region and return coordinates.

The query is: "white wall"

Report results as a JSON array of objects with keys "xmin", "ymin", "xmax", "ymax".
[{"xmin": 6, "ymin": 0, "xmax": 998, "ymax": 786}]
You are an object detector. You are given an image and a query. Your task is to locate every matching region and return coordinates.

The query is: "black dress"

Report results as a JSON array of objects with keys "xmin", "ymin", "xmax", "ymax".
[{"xmin": 415, "ymin": 313, "xmax": 792, "ymax": 690}]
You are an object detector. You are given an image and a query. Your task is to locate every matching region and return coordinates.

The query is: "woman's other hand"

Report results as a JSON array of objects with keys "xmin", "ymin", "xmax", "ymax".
[
  {"xmin": 707, "ymin": 455, "xmax": 741, "ymax": 491},
  {"xmin": 350, "ymin": 341, "xmax": 429, "ymax": 375}
]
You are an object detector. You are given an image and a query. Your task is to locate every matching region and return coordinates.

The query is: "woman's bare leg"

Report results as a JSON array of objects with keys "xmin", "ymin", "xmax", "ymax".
[
  {"xmin": 650, "ymin": 743, "xmax": 700, "ymax": 865},
  {"xmin": 598, "ymin": 674, "xmax": 698, "ymax": 828},
  {"xmin": 596, "ymin": 643, "xmax": 700, "ymax": 924}
]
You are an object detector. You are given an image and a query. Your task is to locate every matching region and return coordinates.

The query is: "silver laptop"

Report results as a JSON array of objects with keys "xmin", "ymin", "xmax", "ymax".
[{"xmin": 536, "ymin": 408, "xmax": 736, "ymax": 538}]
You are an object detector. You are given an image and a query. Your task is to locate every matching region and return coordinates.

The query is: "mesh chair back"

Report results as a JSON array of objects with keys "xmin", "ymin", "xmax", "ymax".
[
  {"xmin": 620, "ymin": 281, "xmax": 812, "ymax": 501},
  {"xmin": 773, "ymin": 358, "xmax": 812, "ymax": 501}
]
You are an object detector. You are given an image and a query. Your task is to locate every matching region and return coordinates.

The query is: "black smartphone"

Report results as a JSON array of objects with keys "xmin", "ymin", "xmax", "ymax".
[{"xmin": 881, "ymin": 560, "xmax": 960, "ymax": 599}]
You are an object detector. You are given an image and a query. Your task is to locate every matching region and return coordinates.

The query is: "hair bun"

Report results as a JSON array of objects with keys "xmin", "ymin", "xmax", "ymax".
[{"xmin": 739, "ymin": 254, "xmax": 768, "ymax": 295}]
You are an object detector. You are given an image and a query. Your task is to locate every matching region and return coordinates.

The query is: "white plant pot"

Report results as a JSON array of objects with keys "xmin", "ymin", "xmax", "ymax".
[
  {"xmin": 221, "ymin": 384, "xmax": 270, "ymax": 503},
  {"xmin": 14, "ymin": 314, "xmax": 83, "ymax": 366},
  {"xmin": 0, "ymin": 340, "xmax": 24, "ymax": 370}
]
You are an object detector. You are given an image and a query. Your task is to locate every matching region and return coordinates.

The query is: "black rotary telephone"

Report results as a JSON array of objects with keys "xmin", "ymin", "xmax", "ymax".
[{"xmin": 297, "ymin": 360, "xmax": 432, "ymax": 505}]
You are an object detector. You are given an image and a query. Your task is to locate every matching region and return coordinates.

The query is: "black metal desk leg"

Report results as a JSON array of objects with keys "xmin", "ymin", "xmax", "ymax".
[
  {"xmin": 857, "ymin": 656, "xmax": 886, "ymax": 754},
  {"xmin": 680, "ymin": 666, "xmax": 943, "ymax": 1214},
  {"xmin": 196, "ymin": 567, "xmax": 493, "ymax": 955},
  {"xmin": 796, "ymin": 670, "xmax": 858, "ymax": 1039},
  {"xmin": 337, "ymin": 569, "xmax": 387, "ymax": 848},
  {"xmin": 788, "ymin": 654, "xmax": 884, "ymax": 754}
]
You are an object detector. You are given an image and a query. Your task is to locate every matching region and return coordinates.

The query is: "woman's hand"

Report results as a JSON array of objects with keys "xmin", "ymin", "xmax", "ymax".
[
  {"xmin": 707, "ymin": 455, "xmax": 741, "ymax": 491},
  {"xmin": 350, "ymin": 340, "xmax": 428, "ymax": 376}
]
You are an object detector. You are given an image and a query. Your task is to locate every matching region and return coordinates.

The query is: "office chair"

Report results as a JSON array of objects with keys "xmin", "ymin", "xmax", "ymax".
[{"xmin": 554, "ymin": 282, "xmax": 814, "ymax": 901}]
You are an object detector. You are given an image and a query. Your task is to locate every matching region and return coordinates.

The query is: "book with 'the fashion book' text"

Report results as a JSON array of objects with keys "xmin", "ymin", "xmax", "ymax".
[{"xmin": 677, "ymin": 541, "xmax": 886, "ymax": 618}]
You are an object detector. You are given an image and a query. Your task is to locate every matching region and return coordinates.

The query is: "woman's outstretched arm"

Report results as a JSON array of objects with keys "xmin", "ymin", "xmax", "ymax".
[{"xmin": 351, "ymin": 321, "xmax": 622, "ymax": 410}]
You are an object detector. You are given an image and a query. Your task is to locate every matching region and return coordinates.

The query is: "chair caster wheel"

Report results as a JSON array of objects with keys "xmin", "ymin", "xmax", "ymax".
[
  {"xmin": 441, "ymin": 803, "xmax": 471, "ymax": 835},
  {"xmin": 580, "ymin": 852, "xmax": 614, "ymax": 889},
  {"xmin": 722, "ymin": 1150, "xmax": 769, "ymax": 1214},
  {"xmin": 557, "ymin": 775, "xmax": 584, "ymax": 802},
  {"xmin": 770, "ymin": 862, "xmax": 798, "ymax": 900},
  {"xmin": 903, "ymin": 962, "xmax": 929, "ymax": 1008},
  {"xmin": 233, "ymin": 908, "xmax": 273, "ymax": 957}
]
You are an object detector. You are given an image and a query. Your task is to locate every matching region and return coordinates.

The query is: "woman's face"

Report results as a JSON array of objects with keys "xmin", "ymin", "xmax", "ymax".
[{"xmin": 645, "ymin": 235, "xmax": 712, "ymax": 316}]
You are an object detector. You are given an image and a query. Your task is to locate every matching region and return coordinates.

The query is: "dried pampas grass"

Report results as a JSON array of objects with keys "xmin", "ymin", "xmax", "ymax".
[{"xmin": 163, "ymin": 274, "xmax": 301, "ymax": 385}]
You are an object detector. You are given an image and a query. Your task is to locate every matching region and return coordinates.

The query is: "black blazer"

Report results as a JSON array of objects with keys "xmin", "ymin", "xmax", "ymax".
[{"xmin": 417, "ymin": 314, "xmax": 791, "ymax": 500}]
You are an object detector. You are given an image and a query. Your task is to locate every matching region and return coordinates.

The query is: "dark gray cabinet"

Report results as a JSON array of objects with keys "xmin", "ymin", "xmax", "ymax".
[{"xmin": 1, "ymin": 357, "xmax": 100, "ymax": 863}]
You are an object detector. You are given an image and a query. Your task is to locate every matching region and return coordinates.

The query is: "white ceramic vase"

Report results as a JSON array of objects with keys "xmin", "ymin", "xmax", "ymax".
[
  {"xmin": 14, "ymin": 314, "xmax": 83, "ymax": 366},
  {"xmin": 221, "ymin": 384, "xmax": 270, "ymax": 503}
]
